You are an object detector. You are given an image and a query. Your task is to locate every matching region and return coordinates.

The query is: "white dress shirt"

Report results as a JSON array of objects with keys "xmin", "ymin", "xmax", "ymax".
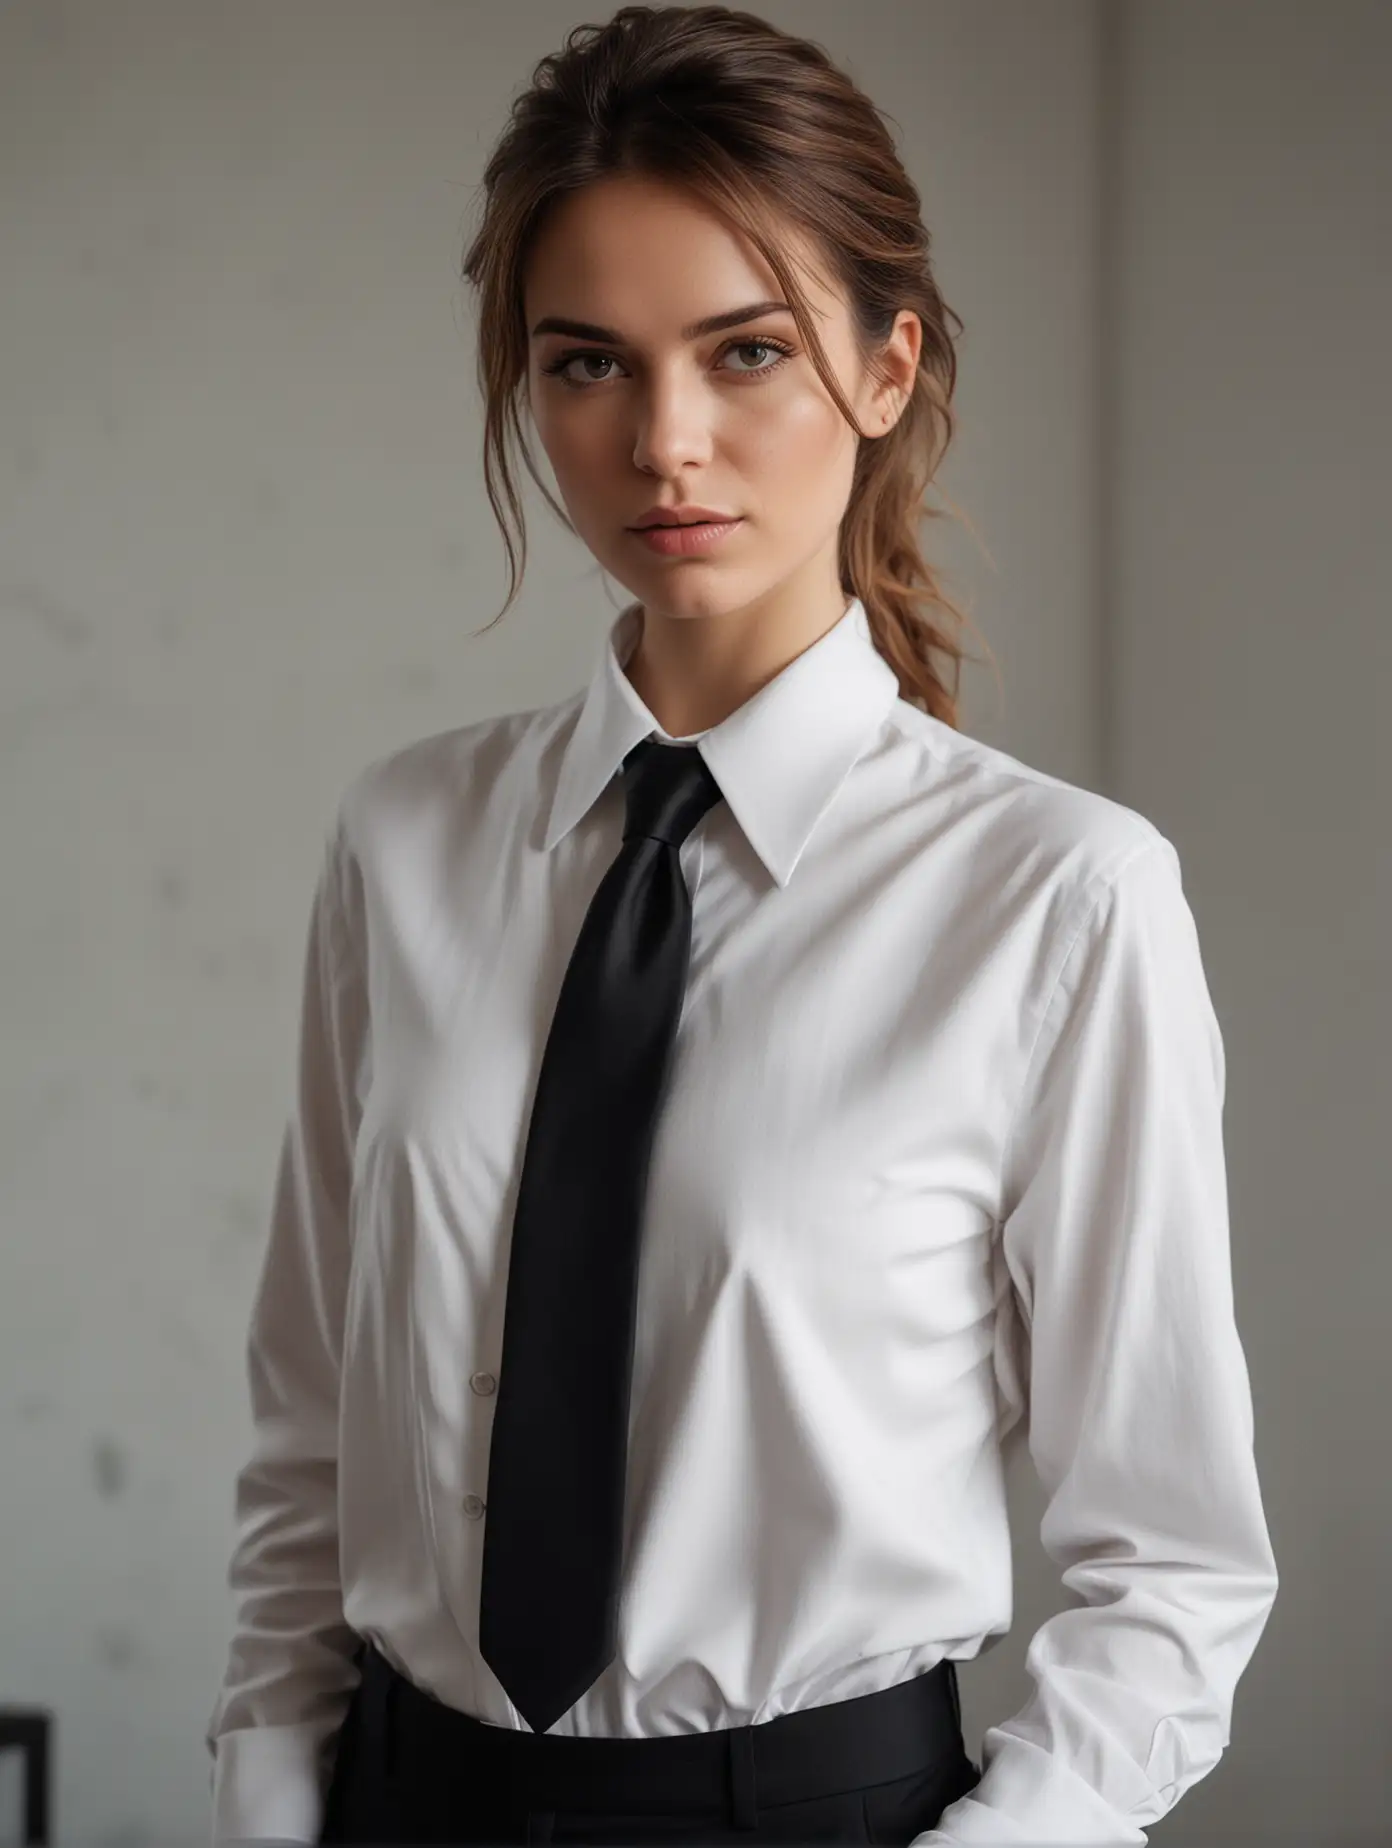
[{"xmin": 206, "ymin": 594, "xmax": 1278, "ymax": 1845}]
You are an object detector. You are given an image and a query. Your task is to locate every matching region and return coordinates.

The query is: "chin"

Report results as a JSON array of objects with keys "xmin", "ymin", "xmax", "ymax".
[{"xmin": 635, "ymin": 577, "xmax": 755, "ymax": 621}]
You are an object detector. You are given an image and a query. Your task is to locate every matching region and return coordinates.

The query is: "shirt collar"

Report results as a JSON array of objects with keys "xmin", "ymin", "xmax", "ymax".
[{"xmin": 542, "ymin": 595, "xmax": 902, "ymax": 888}]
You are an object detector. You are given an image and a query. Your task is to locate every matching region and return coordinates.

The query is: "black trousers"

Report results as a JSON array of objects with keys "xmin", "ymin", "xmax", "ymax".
[{"xmin": 319, "ymin": 1637, "xmax": 982, "ymax": 1846}]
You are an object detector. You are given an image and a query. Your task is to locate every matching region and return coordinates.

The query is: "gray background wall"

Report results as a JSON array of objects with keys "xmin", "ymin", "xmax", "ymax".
[{"xmin": 0, "ymin": 2, "xmax": 1385, "ymax": 1843}]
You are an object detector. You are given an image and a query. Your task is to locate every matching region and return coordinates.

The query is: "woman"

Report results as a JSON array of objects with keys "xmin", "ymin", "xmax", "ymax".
[{"xmin": 206, "ymin": 6, "xmax": 1278, "ymax": 1845}]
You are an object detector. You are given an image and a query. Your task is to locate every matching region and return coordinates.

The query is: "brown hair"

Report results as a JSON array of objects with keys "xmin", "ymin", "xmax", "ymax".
[{"xmin": 460, "ymin": 3, "xmax": 997, "ymax": 728}]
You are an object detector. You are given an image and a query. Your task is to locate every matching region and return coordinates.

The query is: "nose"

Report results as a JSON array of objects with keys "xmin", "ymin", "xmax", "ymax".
[{"xmin": 630, "ymin": 374, "xmax": 716, "ymax": 478}]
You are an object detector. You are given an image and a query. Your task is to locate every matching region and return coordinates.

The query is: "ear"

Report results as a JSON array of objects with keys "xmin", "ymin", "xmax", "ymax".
[{"xmin": 877, "ymin": 309, "xmax": 922, "ymax": 431}]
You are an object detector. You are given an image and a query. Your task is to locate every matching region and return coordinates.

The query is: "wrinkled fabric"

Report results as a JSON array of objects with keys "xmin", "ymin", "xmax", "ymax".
[{"xmin": 207, "ymin": 597, "xmax": 1277, "ymax": 1846}]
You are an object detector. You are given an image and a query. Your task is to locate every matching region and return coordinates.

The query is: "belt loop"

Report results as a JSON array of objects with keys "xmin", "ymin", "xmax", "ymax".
[
  {"xmin": 359, "ymin": 1641, "xmax": 398, "ymax": 1788},
  {"xmin": 727, "ymin": 1724, "xmax": 759, "ymax": 1830},
  {"xmin": 946, "ymin": 1657, "xmax": 962, "ymax": 1735}
]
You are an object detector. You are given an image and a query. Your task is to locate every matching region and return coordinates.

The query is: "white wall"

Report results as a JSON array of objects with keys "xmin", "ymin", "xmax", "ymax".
[
  {"xmin": 1104, "ymin": 5, "xmax": 1389, "ymax": 1841},
  {"xmin": 0, "ymin": 2, "xmax": 1383, "ymax": 1843}
]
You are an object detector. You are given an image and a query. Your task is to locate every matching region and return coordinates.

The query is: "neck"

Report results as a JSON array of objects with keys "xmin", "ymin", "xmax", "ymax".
[{"xmin": 624, "ymin": 567, "xmax": 852, "ymax": 737}]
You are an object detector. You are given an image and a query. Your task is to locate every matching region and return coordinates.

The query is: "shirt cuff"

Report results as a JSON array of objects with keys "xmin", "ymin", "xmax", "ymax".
[
  {"xmin": 210, "ymin": 1722, "xmax": 328, "ymax": 1844},
  {"xmin": 909, "ymin": 1729, "xmax": 1150, "ymax": 1844}
]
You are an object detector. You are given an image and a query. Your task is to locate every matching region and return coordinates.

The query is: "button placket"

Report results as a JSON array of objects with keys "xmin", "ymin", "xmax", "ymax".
[{"xmin": 466, "ymin": 1372, "xmax": 495, "ymax": 1515}]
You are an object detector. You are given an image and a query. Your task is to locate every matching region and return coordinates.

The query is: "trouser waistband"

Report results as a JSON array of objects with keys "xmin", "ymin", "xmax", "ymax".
[{"xmin": 355, "ymin": 1639, "xmax": 966, "ymax": 1823}]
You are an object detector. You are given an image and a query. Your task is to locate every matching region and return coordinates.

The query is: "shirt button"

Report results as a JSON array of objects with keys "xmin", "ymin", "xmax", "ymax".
[
  {"xmin": 463, "ymin": 1494, "xmax": 485, "ymax": 1518},
  {"xmin": 470, "ymin": 1371, "xmax": 497, "ymax": 1395}
]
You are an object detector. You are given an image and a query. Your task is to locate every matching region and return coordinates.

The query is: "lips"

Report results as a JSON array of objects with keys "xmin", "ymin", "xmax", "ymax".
[
  {"xmin": 631, "ymin": 504, "xmax": 738, "ymax": 529},
  {"xmin": 632, "ymin": 516, "xmax": 743, "ymax": 556}
]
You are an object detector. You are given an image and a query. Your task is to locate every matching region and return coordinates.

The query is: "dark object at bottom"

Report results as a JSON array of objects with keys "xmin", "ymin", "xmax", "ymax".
[{"xmin": 0, "ymin": 1706, "xmax": 52, "ymax": 1845}]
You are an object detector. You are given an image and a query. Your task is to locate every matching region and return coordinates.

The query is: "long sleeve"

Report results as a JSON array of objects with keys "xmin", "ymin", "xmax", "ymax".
[
  {"xmin": 918, "ymin": 833, "xmax": 1279, "ymax": 1845},
  {"xmin": 205, "ymin": 813, "xmax": 369, "ymax": 1844}
]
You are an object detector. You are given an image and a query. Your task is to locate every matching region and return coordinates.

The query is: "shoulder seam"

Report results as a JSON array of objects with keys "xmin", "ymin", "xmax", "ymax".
[{"xmin": 996, "ymin": 829, "xmax": 1166, "ymax": 1214}]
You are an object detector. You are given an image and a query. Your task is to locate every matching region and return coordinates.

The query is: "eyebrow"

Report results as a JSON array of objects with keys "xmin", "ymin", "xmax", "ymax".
[{"xmin": 529, "ymin": 300, "xmax": 793, "ymax": 344}]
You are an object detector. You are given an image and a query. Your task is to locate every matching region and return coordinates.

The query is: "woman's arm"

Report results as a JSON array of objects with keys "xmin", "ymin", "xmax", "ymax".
[
  {"xmin": 205, "ymin": 812, "xmax": 368, "ymax": 1845},
  {"xmin": 922, "ymin": 833, "xmax": 1279, "ymax": 1845}
]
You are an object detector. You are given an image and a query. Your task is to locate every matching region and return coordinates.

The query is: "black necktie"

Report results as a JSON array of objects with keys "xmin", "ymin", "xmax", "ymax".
[{"xmin": 478, "ymin": 736, "xmax": 727, "ymax": 1734}]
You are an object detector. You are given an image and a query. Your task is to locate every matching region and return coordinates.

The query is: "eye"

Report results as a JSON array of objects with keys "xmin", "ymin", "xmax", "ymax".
[
  {"xmin": 720, "ymin": 339, "xmax": 794, "ymax": 376},
  {"xmin": 541, "ymin": 336, "xmax": 796, "ymax": 390}
]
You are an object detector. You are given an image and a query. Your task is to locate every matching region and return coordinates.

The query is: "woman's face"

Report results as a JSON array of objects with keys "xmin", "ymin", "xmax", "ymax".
[{"xmin": 523, "ymin": 173, "xmax": 917, "ymax": 630}]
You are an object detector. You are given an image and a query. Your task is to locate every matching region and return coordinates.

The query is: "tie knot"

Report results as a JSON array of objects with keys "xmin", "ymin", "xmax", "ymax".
[{"xmin": 621, "ymin": 738, "xmax": 725, "ymax": 849}]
